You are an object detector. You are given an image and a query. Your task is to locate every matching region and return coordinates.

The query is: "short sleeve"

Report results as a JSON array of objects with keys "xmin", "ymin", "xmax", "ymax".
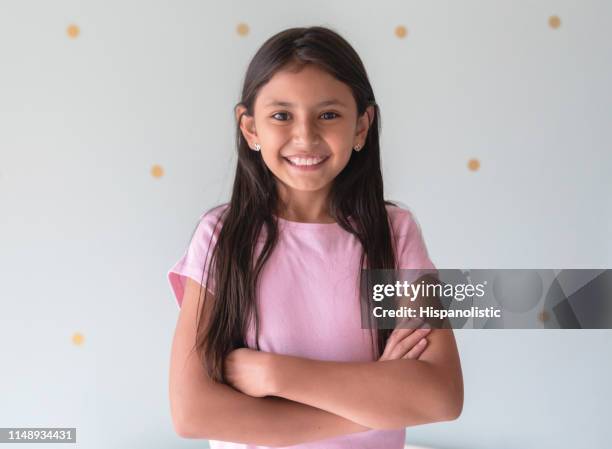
[
  {"xmin": 389, "ymin": 205, "xmax": 437, "ymax": 271},
  {"xmin": 167, "ymin": 205, "xmax": 227, "ymax": 309}
]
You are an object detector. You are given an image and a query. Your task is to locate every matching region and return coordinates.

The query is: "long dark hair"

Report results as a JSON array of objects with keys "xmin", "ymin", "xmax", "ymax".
[{"xmin": 194, "ymin": 26, "xmax": 400, "ymax": 382}]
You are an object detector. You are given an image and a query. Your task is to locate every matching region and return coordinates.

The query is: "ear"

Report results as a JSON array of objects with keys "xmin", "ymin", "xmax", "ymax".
[
  {"xmin": 354, "ymin": 105, "xmax": 375, "ymax": 146},
  {"xmin": 235, "ymin": 104, "xmax": 258, "ymax": 149}
]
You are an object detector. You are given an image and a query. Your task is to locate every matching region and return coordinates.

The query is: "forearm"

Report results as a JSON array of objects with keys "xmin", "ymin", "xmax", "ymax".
[
  {"xmin": 181, "ymin": 380, "xmax": 371, "ymax": 447},
  {"xmin": 270, "ymin": 355, "xmax": 457, "ymax": 430}
]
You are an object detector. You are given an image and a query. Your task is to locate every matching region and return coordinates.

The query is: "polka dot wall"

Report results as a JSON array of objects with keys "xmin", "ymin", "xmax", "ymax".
[{"xmin": 0, "ymin": 2, "xmax": 610, "ymax": 449}]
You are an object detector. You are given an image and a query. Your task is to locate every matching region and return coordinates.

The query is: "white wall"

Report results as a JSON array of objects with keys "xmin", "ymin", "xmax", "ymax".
[{"xmin": 0, "ymin": 1, "xmax": 610, "ymax": 448}]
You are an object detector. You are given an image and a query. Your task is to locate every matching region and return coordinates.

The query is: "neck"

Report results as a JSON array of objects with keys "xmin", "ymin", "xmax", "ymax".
[{"xmin": 275, "ymin": 183, "xmax": 335, "ymax": 223}]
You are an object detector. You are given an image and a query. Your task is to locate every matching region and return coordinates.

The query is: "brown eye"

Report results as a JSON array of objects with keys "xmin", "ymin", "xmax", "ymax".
[
  {"xmin": 321, "ymin": 112, "xmax": 339, "ymax": 120},
  {"xmin": 271, "ymin": 111, "xmax": 340, "ymax": 121},
  {"xmin": 271, "ymin": 112, "xmax": 289, "ymax": 121}
]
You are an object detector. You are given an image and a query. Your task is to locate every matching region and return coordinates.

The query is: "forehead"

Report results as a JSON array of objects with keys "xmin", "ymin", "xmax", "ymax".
[{"xmin": 255, "ymin": 64, "xmax": 355, "ymax": 109}]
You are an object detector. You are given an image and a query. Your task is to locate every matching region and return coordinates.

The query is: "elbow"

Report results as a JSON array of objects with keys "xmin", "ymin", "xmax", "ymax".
[
  {"xmin": 173, "ymin": 419, "xmax": 190, "ymax": 439},
  {"xmin": 170, "ymin": 383, "xmax": 216, "ymax": 439},
  {"xmin": 174, "ymin": 422, "xmax": 192, "ymax": 440},
  {"xmin": 381, "ymin": 382, "xmax": 464, "ymax": 429},
  {"xmin": 170, "ymin": 394, "xmax": 208, "ymax": 439},
  {"xmin": 451, "ymin": 386, "xmax": 464, "ymax": 420},
  {"xmin": 438, "ymin": 393, "xmax": 463, "ymax": 422},
  {"xmin": 171, "ymin": 403, "xmax": 195, "ymax": 439},
  {"xmin": 446, "ymin": 371, "xmax": 464, "ymax": 421},
  {"xmin": 171, "ymin": 402, "xmax": 217, "ymax": 440},
  {"xmin": 433, "ymin": 380, "xmax": 464, "ymax": 423}
]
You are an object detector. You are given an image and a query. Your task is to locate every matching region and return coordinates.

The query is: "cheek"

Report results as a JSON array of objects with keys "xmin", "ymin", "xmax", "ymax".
[
  {"xmin": 258, "ymin": 124, "xmax": 287, "ymax": 146},
  {"xmin": 258, "ymin": 148, "xmax": 287, "ymax": 175},
  {"xmin": 328, "ymin": 128, "xmax": 355, "ymax": 152},
  {"xmin": 329, "ymin": 137, "xmax": 354, "ymax": 163}
]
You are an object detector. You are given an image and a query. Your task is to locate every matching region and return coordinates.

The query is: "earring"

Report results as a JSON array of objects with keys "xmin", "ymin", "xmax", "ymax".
[
  {"xmin": 253, "ymin": 143, "xmax": 261, "ymax": 151},
  {"xmin": 353, "ymin": 144, "xmax": 361, "ymax": 151}
]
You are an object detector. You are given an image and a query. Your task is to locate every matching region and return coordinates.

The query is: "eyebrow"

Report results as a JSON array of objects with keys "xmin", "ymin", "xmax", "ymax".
[{"xmin": 264, "ymin": 99, "xmax": 347, "ymax": 108}]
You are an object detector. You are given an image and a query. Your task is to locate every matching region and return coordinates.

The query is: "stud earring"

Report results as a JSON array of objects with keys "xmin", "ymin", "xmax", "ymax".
[
  {"xmin": 353, "ymin": 144, "xmax": 361, "ymax": 151},
  {"xmin": 253, "ymin": 143, "xmax": 261, "ymax": 151}
]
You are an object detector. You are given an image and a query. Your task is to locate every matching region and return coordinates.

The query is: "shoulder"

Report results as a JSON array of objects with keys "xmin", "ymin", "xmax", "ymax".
[
  {"xmin": 385, "ymin": 202, "xmax": 436, "ymax": 269},
  {"xmin": 197, "ymin": 202, "xmax": 230, "ymax": 224},
  {"xmin": 191, "ymin": 203, "xmax": 230, "ymax": 243},
  {"xmin": 384, "ymin": 202, "xmax": 420, "ymax": 239}
]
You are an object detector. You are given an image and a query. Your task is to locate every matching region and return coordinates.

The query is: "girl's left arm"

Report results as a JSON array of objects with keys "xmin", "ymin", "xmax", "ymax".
[{"xmin": 268, "ymin": 327, "xmax": 463, "ymax": 430}]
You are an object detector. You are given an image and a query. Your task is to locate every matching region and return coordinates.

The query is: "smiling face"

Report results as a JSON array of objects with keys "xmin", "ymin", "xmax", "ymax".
[{"xmin": 236, "ymin": 63, "xmax": 374, "ymax": 214}]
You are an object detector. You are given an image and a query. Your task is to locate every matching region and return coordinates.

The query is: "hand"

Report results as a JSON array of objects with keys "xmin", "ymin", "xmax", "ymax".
[
  {"xmin": 378, "ymin": 317, "xmax": 431, "ymax": 361},
  {"xmin": 223, "ymin": 347, "xmax": 276, "ymax": 397}
]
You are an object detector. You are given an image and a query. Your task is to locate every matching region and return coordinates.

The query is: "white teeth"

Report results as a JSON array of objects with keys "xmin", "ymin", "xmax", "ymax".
[{"xmin": 286, "ymin": 156, "xmax": 326, "ymax": 166}]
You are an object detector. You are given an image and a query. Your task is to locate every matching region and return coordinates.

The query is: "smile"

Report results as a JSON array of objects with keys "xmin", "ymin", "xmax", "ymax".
[{"xmin": 283, "ymin": 156, "xmax": 329, "ymax": 170}]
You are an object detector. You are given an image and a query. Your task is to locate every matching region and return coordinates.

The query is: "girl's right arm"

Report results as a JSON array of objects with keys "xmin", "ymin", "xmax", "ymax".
[{"xmin": 169, "ymin": 277, "xmax": 372, "ymax": 447}]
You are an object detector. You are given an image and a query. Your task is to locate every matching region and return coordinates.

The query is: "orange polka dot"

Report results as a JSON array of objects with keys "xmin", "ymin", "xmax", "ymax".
[
  {"xmin": 467, "ymin": 158, "xmax": 480, "ymax": 171},
  {"xmin": 236, "ymin": 23, "xmax": 249, "ymax": 36},
  {"xmin": 548, "ymin": 15, "xmax": 561, "ymax": 29},
  {"xmin": 395, "ymin": 25, "xmax": 408, "ymax": 38},
  {"xmin": 151, "ymin": 165, "xmax": 164, "ymax": 178},
  {"xmin": 67, "ymin": 24, "xmax": 80, "ymax": 38},
  {"xmin": 72, "ymin": 332, "xmax": 84, "ymax": 345}
]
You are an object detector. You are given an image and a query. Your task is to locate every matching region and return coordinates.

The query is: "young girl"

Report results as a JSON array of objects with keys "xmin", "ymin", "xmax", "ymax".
[{"xmin": 167, "ymin": 26, "xmax": 463, "ymax": 449}]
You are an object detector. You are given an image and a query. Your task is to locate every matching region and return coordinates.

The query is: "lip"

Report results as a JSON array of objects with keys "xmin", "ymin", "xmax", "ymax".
[
  {"xmin": 283, "ymin": 153, "xmax": 330, "ymax": 159},
  {"xmin": 283, "ymin": 155, "xmax": 330, "ymax": 171}
]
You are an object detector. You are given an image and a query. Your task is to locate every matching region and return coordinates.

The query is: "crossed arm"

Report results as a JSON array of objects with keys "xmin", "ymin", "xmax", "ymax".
[
  {"xmin": 265, "ymin": 328, "xmax": 463, "ymax": 430},
  {"xmin": 170, "ymin": 279, "xmax": 463, "ymax": 447},
  {"xmin": 224, "ymin": 325, "xmax": 463, "ymax": 430}
]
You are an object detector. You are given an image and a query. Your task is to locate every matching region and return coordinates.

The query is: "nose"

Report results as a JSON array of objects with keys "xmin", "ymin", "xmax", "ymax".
[{"xmin": 292, "ymin": 116, "xmax": 321, "ymax": 147}]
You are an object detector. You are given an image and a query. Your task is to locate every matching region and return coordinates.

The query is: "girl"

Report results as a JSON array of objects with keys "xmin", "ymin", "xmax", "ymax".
[{"xmin": 168, "ymin": 26, "xmax": 463, "ymax": 449}]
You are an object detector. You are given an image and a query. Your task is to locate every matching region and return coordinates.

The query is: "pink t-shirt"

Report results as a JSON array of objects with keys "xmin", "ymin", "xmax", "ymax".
[{"xmin": 167, "ymin": 203, "xmax": 436, "ymax": 449}]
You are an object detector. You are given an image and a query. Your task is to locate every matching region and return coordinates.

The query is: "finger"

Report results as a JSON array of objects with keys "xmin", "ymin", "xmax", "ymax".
[
  {"xmin": 389, "ymin": 317, "xmax": 426, "ymax": 342},
  {"xmin": 386, "ymin": 324, "xmax": 431, "ymax": 359},
  {"xmin": 381, "ymin": 322, "xmax": 426, "ymax": 360},
  {"xmin": 384, "ymin": 326, "xmax": 419, "ymax": 357},
  {"xmin": 379, "ymin": 328, "xmax": 410, "ymax": 361},
  {"xmin": 392, "ymin": 317, "xmax": 424, "ymax": 334},
  {"xmin": 402, "ymin": 337, "xmax": 428, "ymax": 359},
  {"xmin": 402, "ymin": 338, "xmax": 428, "ymax": 359},
  {"xmin": 379, "ymin": 337, "xmax": 395, "ymax": 360},
  {"xmin": 380, "ymin": 326, "xmax": 410, "ymax": 360}
]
